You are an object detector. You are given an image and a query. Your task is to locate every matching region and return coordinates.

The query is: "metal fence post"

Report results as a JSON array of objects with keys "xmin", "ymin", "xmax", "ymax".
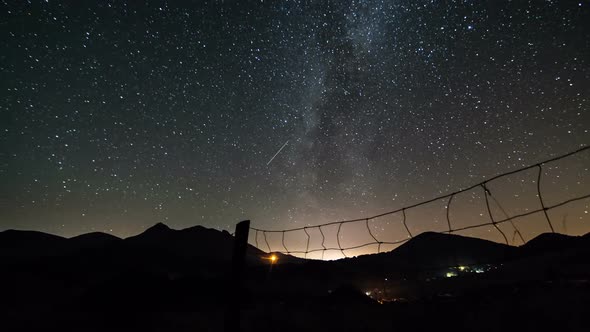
[{"xmin": 224, "ymin": 220, "xmax": 250, "ymax": 332}]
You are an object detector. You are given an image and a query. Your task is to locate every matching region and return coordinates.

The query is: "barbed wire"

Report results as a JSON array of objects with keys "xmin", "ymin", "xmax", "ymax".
[{"xmin": 249, "ymin": 146, "xmax": 590, "ymax": 258}]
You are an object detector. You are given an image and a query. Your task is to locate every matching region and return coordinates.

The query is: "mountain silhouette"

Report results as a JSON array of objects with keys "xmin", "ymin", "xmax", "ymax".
[
  {"xmin": 345, "ymin": 231, "xmax": 516, "ymax": 274},
  {"xmin": 128, "ymin": 222, "xmax": 173, "ymax": 239},
  {"xmin": 124, "ymin": 222, "xmax": 266, "ymax": 264},
  {"xmin": 2, "ymin": 225, "xmax": 588, "ymax": 268},
  {"xmin": 0, "ymin": 223, "xmax": 304, "ymax": 268},
  {"xmin": 521, "ymin": 232, "xmax": 579, "ymax": 254},
  {"xmin": 1, "ymin": 225, "xmax": 589, "ymax": 315},
  {"xmin": 69, "ymin": 232, "xmax": 121, "ymax": 248},
  {"xmin": 0, "ymin": 229, "xmax": 67, "ymax": 258},
  {"xmin": 394, "ymin": 231, "xmax": 515, "ymax": 264}
]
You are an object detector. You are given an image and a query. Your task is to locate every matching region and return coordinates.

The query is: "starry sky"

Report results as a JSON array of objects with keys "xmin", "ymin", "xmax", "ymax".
[{"xmin": 1, "ymin": 1, "xmax": 589, "ymax": 254}]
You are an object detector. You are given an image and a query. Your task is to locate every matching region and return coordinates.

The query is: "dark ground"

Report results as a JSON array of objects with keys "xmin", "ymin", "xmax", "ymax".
[
  {"xmin": 2, "ymin": 230, "xmax": 590, "ymax": 331},
  {"xmin": 3, "ymin": 274, "xmax": 589, "ymax": 332}
]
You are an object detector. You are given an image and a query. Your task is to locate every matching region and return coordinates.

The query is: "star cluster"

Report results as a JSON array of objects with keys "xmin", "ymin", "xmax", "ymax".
[{"xmin": 1, "ymin": 1, "xmax": 588, "ymax": 243}]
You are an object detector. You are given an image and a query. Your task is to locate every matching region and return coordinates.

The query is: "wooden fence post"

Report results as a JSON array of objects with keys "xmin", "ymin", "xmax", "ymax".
[{"xmin": 224, "ymin": 220, "xmax": 250, "ymax": 332}]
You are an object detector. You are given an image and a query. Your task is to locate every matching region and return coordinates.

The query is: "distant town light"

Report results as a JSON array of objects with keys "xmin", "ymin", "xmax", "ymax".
[
  {"xmin": 446, "ymin": 272, "xmax": 458, "ymax": 278},
  {"xmin": 458, "ymin": 266, "xmax": 467, "ymax": 271},
  {"xmin": 270, "ymin": 254, "xmax": 278, "ymax": 263}
]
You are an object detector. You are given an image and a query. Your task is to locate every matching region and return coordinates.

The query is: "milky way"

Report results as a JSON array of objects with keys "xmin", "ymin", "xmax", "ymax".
[{"xmin": 1, "ymin": 1, "xmax": 589, "ymax": 252}]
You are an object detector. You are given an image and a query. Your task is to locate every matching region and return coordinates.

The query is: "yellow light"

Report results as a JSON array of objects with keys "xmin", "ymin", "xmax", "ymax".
[
  {"xmin": 458, "ymin": 266, "xmax": 466, "ymax": 271},
  {"xmin": 270, "ymin": 254, "xmax": 277, "ymax": 263}
]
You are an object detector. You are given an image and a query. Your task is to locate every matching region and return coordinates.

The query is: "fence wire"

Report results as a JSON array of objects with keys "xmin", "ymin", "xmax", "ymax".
[{"xmin": 250, "ymin": 146, "xmax": 590, "ymax": 259}]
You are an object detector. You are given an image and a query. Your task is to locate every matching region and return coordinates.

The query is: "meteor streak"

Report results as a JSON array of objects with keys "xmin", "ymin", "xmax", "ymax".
[{"xmin": 266, "ymin": 140, "xmax": 289, "ymax": 165}]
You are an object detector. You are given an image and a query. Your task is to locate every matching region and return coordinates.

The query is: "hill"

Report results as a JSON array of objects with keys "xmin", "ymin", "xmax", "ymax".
[
  {"xmin": 521, "ymin": 232, "xmax": 580, "ymax": 254},
  {"xmin": 0, "ymin": 229, "xmax": 67, "ymax": 258},
  {"xmin": 69, "ymin": 232, "xmax": 121, "ymax": 249},
  {"xmin": 336, "ymin": 232, "xmax": 516, "ymax": 276},
  {"xmin": 0, "ymin": 223, "xmax": 302, "ymax": 266},
  {"xmin": 123, "ymin": 222, "xmax": 302, "ymax": 265}
]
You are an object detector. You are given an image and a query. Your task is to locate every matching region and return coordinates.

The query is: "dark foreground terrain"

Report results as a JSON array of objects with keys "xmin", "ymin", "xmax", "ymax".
[
  {"xmin": 4, "ymin": 280, "xmax": 589, "ymax": 332},
  {"xmin": 2, "ymin": 224, "xmax": 589, "ymax": 331}
]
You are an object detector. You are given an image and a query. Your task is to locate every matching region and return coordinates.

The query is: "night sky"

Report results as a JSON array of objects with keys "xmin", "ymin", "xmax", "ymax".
[{"xmin": 1, "ymin": 1, "xmax": 589, "ymax": 256}]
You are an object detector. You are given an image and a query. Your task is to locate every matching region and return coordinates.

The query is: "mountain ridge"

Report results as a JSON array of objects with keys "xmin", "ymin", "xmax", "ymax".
[{"xmin": 1, "ymin": 224, "xmax": 588, "ymax": 267}]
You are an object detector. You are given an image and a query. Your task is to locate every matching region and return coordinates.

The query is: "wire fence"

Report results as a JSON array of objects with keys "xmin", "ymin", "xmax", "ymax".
[{"xmin": 248, "ymin": 146, "xmax": 590, "ymax": 260}]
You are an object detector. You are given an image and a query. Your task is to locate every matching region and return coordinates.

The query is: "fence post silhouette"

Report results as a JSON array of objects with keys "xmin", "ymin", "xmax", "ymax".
[{"xmin": 224, "ymin": 220, "xmax": 250, "ymax": 332}]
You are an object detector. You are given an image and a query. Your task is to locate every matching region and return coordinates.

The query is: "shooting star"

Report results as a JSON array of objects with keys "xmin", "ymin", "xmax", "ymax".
[{"xmin": 266, "ymin": 140, "xmax": 289, "ymax": 165}]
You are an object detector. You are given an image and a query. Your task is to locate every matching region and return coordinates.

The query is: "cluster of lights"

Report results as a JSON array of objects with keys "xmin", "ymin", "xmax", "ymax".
[{"xmin": 444, "ymin": 265, "xmax": 494, "ymax": 278}]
